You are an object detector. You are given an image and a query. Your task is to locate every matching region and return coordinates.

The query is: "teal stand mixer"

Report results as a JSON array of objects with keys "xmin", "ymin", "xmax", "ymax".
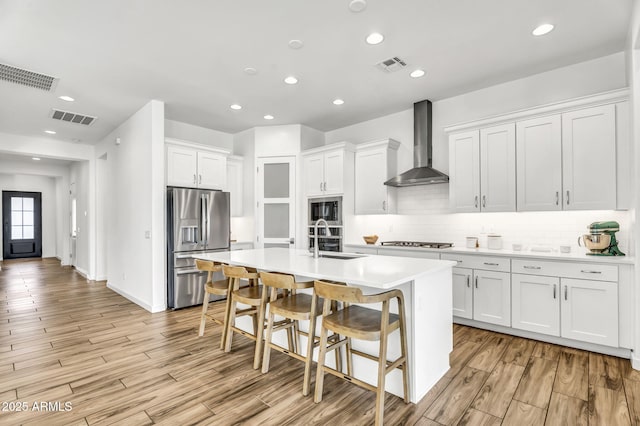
[{"xmin": 578, "ymin": 221, "xmax": 625, "ymax": 256}]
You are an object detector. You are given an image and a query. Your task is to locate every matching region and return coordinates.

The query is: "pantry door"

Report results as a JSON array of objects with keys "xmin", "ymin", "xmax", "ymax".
[
  {"xmin": 2, "ymin": 191, "xmax": 42, "ymax": 259},
  {"xmin": 256, "ymin": 157, "xmax": 296, "ymax": 249}
]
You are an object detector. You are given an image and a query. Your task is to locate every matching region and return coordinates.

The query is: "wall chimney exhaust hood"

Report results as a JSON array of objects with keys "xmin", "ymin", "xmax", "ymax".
[{"xmin": 384, "ymin": 100, "xmax": 449, "ymax": 187}]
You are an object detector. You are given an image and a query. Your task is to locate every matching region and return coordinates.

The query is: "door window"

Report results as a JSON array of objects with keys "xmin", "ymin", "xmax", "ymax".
[{"xmin": 11, "ymin": 197, "xmax": 35, "ymax": 240}]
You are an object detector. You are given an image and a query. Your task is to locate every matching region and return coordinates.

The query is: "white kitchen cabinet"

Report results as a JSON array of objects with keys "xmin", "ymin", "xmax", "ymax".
[
  {"xmin": 473, "ymin": 270, "xmax": 511, "ymax": 327},
  {"xmin": 355, "ymin": 139, "xmax": 400, "ymax": 214},
  {"xmin": 449, "ymin": 124, "xmax": 515, "ymax": 212},
  {"xmin": 302, "ymin": 144, "xmax": 353, "ymax": 197},
  {"xmin": 516, "ymin": 115, "xmax": 562, "ymax": 211},
  {"xmin": 561, "ymin": 278, "xmax": 618, "ymax": 347},
  {"xmin": 452, "ymin": 267, "xmax": 473, "ymax": 319},
  {"xmin": 512, "ymin": 273, "xmax": 560, "ymax": 336},
  {"xmin": 226, "ymin": 155, "xmax": 243, "ymax": 217},
  {"xmin": 562, "ymin": 104, "xmax": 616, "ymax": 210},
  {"xmin": 166, "ymin": 141, "xmax": 228, "ymax": 190}
]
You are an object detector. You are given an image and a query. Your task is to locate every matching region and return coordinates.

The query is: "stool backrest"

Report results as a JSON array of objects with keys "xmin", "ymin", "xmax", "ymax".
[
  {"xmin": 313, "ymin": 280, "xmax": 404, "ymax": 305},
  {"xmin": 195, "ymin": 259, "xmax": 223, "ymax": 273},
  {"xmin": 223, "ymin": 265, "xmax": 259, "ymax": 280}
]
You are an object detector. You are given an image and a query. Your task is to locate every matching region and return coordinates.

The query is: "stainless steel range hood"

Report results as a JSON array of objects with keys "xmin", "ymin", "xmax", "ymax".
[{"xmin": 384, "ymin": 100, "xmax": 449, "ymax": 187}]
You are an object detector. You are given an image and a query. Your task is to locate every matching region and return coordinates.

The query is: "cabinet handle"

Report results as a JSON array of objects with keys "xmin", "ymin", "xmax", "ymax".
[
  {"xmin": 474, "ymin": 196, "xmax": 478, "ymax": 208},
  {"xmin": 323, "ymin": 182, "xmax": 327, "ymax": 191},
  {"xmin": 566, "ymin": 190, "xmax": 570, "ymax": 205},
  {"xmin": 320, "ymin": 182, "xmax": 323, "ymax": 191},
  {"xmin": 475, "ymin": 276, "xmax": 478, "ymax": 289},
  {"xmin": 199, "ymin": 174, "xmax": 202, "ymax": 184},
  {"xmin": 483, "ymin": 262, "xmax": 499, "ymax": 266},
  {"xmin": 553, "ymin": 284, "xmax": 557, "ymax": 299},
  {"xmin": 466, "ymin": 276, "xmax": 470, "ymax": 288},
  {"xmin": 564, "ymin": 285, "xmax": 568, "ymax": 301},
  {"xmin": 482, "ymin": 195, "xmax": 486, "ymax": 208},
  {"xmin": 555, "ymin": 191, "xmax": 559, "ymax": 206},
  {"xmin": 580, "ymin": 270, "xmax": 602, "ymax": 274},
  {"xmin": 382, "ymin": 201, "xmax": 386, "ymax": 211},
  {"xmin": 523, "ymin": 265, "xmax": 541, "ymax": 270},
  {"xmin": 193, "ymin": 174, "xmax": 197, "ymax": 184}
]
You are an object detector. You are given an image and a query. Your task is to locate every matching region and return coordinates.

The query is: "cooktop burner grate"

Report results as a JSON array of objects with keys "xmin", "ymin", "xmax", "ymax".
[{"xmin": 380, "ymin": 241, "xmax": 453, "ymax": 249}]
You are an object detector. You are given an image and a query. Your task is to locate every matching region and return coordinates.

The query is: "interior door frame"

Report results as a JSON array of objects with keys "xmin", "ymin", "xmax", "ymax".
[
  {"xmin": 2, "ymin": 190, "xmax": 43, "ymax": 259},
  {"xmin": 255, "ymin": 156, "xmax": 296, "ymax": 249}
]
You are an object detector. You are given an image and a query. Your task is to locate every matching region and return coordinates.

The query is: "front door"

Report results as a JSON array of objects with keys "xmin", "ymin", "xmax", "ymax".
[
  {"xmin": 256, "ymin": 157, "xmax": 296, "ymax": 249},
  {"xmin": 2, "ymin": 191, "xmax": 42, "ymax": 259}
]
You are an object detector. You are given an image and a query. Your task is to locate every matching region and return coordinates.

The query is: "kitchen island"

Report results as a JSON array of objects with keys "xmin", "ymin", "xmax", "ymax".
[{"xmin": 193, "ymin": 247, "xmax": 456, "ymax": 403}]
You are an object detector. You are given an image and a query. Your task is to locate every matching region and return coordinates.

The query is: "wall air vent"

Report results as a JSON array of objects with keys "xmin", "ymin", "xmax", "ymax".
[
  {"xmin": 376, "ymin": 56, "xmax": 407, "ymax": 73},
  {"xmin": 50, "ymin": 109, "xmax": 97, "ymax": 126},
  {"xmin": 0, "ymin": 63, "xmax": 58, "ymax": 91}
]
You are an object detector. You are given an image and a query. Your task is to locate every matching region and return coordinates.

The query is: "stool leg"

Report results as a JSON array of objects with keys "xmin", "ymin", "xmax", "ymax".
[
  {"xmin": 293, "ymin": 320, "xmax": 301, "ymax": 355},
  {"xmin": 303, "ymin": 313, "xmax": 317, "ymax": 396},
  {"xmin": 220, "ymin": 278, "xmax": 235, "ymax": 350},
  {"xmin": 198, "ymin": 290, "xmax": 209, "ymax": 337},
  {"xmin": 399, "ymin": 299, "xmax": 410, "ymax": 403},
  {"xmin": 375, "ymin": 305, "xmax": 390, "ymax": 426},
  {"xmin": 261, "ymin": 311, "xmax": 276, "ymax": 373},
  {"xmin": 346, "ymin": 337, "xmax": 354, "ymax": 377},
  {"xmin": 253, "ymin": 295, "xmax": 267, "ymax": 370},
  {"xmin": 314, "ymin": 322, "xmax": 329, "ymax": 403},
  {"xmin": 224, "ymin": 295, "xmax": 238, "ymax": 352},
  {"xmin": 334, "ymin": 333, "xmax": 342, "ymax": 373},
  {"xmin": 286, "ymin": 322, "xmax": 295, "ymax": 352}
]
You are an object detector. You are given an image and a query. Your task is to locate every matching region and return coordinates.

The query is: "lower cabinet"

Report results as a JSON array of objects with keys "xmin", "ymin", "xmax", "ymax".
[
  {"xmin": 512, "ymin": 273, "xmax": 560, "ymax": 336},
  {"xmin": 452, "ymin": 267, "xmax": 511, "ymax": 327}
]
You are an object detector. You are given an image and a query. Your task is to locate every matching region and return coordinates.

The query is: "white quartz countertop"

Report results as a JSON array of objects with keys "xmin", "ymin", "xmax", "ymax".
[
  {"xmin": 193, "ymin": 247, "xmax": 456, "ymax": 289},
  {"xmin": 344, "ymin": 243, "xmax": 634, "ymax": 265}
]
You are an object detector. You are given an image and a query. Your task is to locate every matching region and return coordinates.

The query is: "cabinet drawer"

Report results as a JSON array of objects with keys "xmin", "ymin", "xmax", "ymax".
[
  {"xmin": 441, "ymin": 254, "xmax": 510, "ymax": 272},
  {"xmin": 512, "ymin": 259, "xmax": 617, "ymax": 282}
]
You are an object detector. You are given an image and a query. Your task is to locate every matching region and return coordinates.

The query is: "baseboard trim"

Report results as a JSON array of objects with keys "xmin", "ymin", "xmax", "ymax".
[
  {"xmin": 632, "ymin": 353, "xmax": 640, "ymax": 370},
  {"xmin": 106, "ymin": 282, "xmax": 165, "ymax": 313}
]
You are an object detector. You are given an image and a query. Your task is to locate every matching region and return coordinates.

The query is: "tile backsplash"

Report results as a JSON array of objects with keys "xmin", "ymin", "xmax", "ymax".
[{"xmin": 345, "ymin": 184, "xmax": 633, "ymax": 255}]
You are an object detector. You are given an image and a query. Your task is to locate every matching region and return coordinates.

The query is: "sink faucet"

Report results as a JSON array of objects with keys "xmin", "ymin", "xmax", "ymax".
[{"xmin": 313, "ymin": 219, "xmax": 331, "ymax": 259}]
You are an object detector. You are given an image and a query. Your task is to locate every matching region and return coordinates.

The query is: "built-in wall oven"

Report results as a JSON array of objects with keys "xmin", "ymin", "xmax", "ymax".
[{"xmin": 308, "ymin": 196, "xmax": 343, "ymax": 252}]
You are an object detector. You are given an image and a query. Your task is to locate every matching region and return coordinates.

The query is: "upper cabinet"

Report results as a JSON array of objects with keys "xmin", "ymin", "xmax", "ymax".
[
  {"xmin": 449, "ymin": 123, "xmax": 516, "ymax": 212},
  {"xmin": 302, "ymin": 143, "xmax": 354, "ymax": 197},
  {"xmin": 355, "ymin": 139, "xmax": 400, "ymax": 214},
  {"xmin": 446, "ymin": 89, "xmax": 629, "ymax": 213},
  {"xmin": 166, "ymin": 139, "xmax": 229, "ymax": 190},
  {"xmin": 226, "ymin": 155, "xmax": 244, "ymax": 217}
]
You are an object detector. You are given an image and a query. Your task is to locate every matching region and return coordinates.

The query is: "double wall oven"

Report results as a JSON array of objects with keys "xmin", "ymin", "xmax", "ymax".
[{"xmin": 308, "ymin": 196, "xmax": 343, "ymax": 252}]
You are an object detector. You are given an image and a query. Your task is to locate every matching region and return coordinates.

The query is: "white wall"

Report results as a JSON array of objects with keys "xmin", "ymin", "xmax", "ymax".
[
  {"xmin": 69, "ymin": 161, "xmax": 91, "ymax": 276},
  {"xmin": 96, "ymin": 100, "xmax": 165, "ymax": 312},
  {"xmin": 0, "ymin": 174, "xmax": 57, "ymax": 259},
  {"xmin": 165, "ymin": 119, "xmax": 233, "ymax": 151},
  {"xmin": 232, "ymin": 128, "xmax": 256, "ymax": 243}
]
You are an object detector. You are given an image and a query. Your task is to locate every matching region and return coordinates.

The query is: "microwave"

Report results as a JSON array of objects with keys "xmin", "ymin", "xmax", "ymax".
[{"xmin": 308, "ymin": 196, "xmax": 342, "ymax": 225}]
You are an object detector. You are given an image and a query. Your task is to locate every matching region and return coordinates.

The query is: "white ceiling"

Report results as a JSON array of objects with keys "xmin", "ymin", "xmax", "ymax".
[{"xmin": 0, "ymin": 0, "xmax": 631, "ymax": 146}]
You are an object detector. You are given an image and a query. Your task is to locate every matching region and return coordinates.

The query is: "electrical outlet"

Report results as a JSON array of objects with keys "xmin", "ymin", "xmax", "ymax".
[{"xmin": 144, "ymin": 230, "xmax": 151, "ymax": 239}]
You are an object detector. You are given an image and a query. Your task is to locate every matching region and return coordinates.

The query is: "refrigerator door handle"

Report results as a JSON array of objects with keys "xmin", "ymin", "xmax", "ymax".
[
  {"xmin": 200, "ymin": 194, "xmax": 206, "ymax": 245},
  {"xmin": 205, "ymin": 195, "xmax": 211, "ymax": 248}
]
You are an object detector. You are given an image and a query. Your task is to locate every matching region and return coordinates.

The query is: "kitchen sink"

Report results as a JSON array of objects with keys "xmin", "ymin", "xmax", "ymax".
[{"xmin": 319, "ymin": 254, "xmax": 365, "ymax": 260}]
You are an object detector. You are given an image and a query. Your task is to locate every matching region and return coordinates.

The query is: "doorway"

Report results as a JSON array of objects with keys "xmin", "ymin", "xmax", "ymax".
[
  {"xmin": 2, "ymin": 191, "xmax": 42, "ymax": 259},
  {"xmin": 256, "ymin": 157, "xmax": 296, "ymax": 249}
]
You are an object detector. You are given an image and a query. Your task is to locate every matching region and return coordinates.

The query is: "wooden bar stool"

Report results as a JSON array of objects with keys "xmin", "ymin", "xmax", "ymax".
[
  {"xmin": 223, "ymin": 265, "xmax": 265, "ymax": 369},
  {"xmin": 313, "ymin": 280, "xmax": 409, "ymax": 426},
  {"xmin": 260, "ymin": 272, "xmax": 321, "ymax": 396},
  {"xmin": 196, "ymin": 259, "xmax": 230, "ymax": 349}
]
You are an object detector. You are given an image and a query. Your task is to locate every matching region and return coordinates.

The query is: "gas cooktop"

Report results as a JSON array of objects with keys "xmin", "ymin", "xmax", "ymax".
[{"xmin": 380, "ymin": 241, "xmax": 453, "ymax": 249}]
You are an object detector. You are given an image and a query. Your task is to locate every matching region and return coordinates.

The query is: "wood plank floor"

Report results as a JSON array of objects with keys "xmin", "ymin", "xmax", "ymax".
[{"xmin": 0, "ymin": 258, "xmax": 638, "ymax": 425}]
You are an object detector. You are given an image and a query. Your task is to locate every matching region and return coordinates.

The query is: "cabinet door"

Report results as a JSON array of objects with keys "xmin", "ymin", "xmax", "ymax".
[
  {"xmin": 355, "ymin": 148, "xmax": 388, "ymax": 214},
  {"xmin": 480, "ymin": 123, "xmax": 516, "ymax": 212},
  {"xmin": 473, "ymin": 270, "xmax": 510, "ymax": 326},
  {"xmin": 560, "ymin": 278, "xmax": 618, "ymax": 347},
  {"xmin": 226, "ymin": 158, "xmax": 243, "ymax": 217},
  {"xmin": 323, "ymin": 150, "xmax": 344, "ymax": 195},
  {"xmin": 512, "ymin": 274, "xmax": 560, "ymax": 336},
  {"xmin": 167, "ymin": 145, "xmax": 198, "ymax": 187},
  {"xmin": 449, "ymin": 131, "xmax": 480, "ymax": 212},
  {"xmin": 452, "ymin": 267, "xmax": 473, "ymax": 319},
  {"xmin": 562, "ymin": 105, "xmax": 616, "ymax": 210},
  {"xmin": 198, "ymin": 151, "xmax": 226, "ymax": 190},
  {"xmin": 303, "ymin": 153, "xmax": 325, "ymax": 197},
  {"xmin": 516, "ymin": 115, "xmax": 562, "ymax": 211}
]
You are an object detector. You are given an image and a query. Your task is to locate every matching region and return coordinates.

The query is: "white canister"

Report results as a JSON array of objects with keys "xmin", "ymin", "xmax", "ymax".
[
  {"xmin": 487, "ymin": 235, "xmax": 503, "ymax": 250},
  {"xmin": 466, "ymin": 237, "xmax": 478, "ymax": 248}
]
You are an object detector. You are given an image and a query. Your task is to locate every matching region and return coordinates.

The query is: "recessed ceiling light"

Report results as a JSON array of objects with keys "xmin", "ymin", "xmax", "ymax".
[
  {"xmin": 244, "ymin": 67, "xmax": 258, "ymax": 75},
  {"xmin": 44, "ymin": 130, "xmax": 56, "ymax": 134},
  {"xmin": 58, "ymin": 95, "xmax": 74, "ymax": 102},
  {"xmin": 264, "ymin": 115, "xmax": 274, "ymax": 120},
  {"xmin": 366, "ymin": 33, "xmax": 384, "ymax": 45},
  {"xmin": 230, "ymin": 104, "xmax": 242, "ymax": 110},
  {"xmin": 349, "ymin": 0, "xmax": 367, "ymax": 12},
  {"xmin": 532, "ymin": 23, "xmax": 554, "ymax": 36},
  {"xmin": 333, "ymin": 99, "xmax": 345, "ymax": 105},
  {"xmin": 32, "ymin": 157, "xmax": 41, "ymax": 161},
  {"xmin": 410, "ymin": 69, "xmax": 425, "ymax": 78},
  {"xmin": 288, "ymin": 39, "xmax": 304, "ymax": 49},
  {"xmin": 284, "ymin": 76, "xmax": 298, "ymax": 85}
]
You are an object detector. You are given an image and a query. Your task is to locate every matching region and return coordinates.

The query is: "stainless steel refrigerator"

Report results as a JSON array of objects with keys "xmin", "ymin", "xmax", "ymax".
[{"xmin": 167, "ymin": 187, "xmax": 230, "ymax": 309}]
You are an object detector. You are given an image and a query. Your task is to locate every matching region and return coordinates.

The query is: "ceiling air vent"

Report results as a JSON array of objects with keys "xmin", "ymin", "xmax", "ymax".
[
  {"xmin": 376, "ymin": 56, "xmax": 407, "ymax": 73},
  {"xmin": 50, "ymin": 109, "xmax": 97, "ymax": 126},
  {"xmin": 0, "ymin": 63, "xmax": 58, "ymax": 91}
]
